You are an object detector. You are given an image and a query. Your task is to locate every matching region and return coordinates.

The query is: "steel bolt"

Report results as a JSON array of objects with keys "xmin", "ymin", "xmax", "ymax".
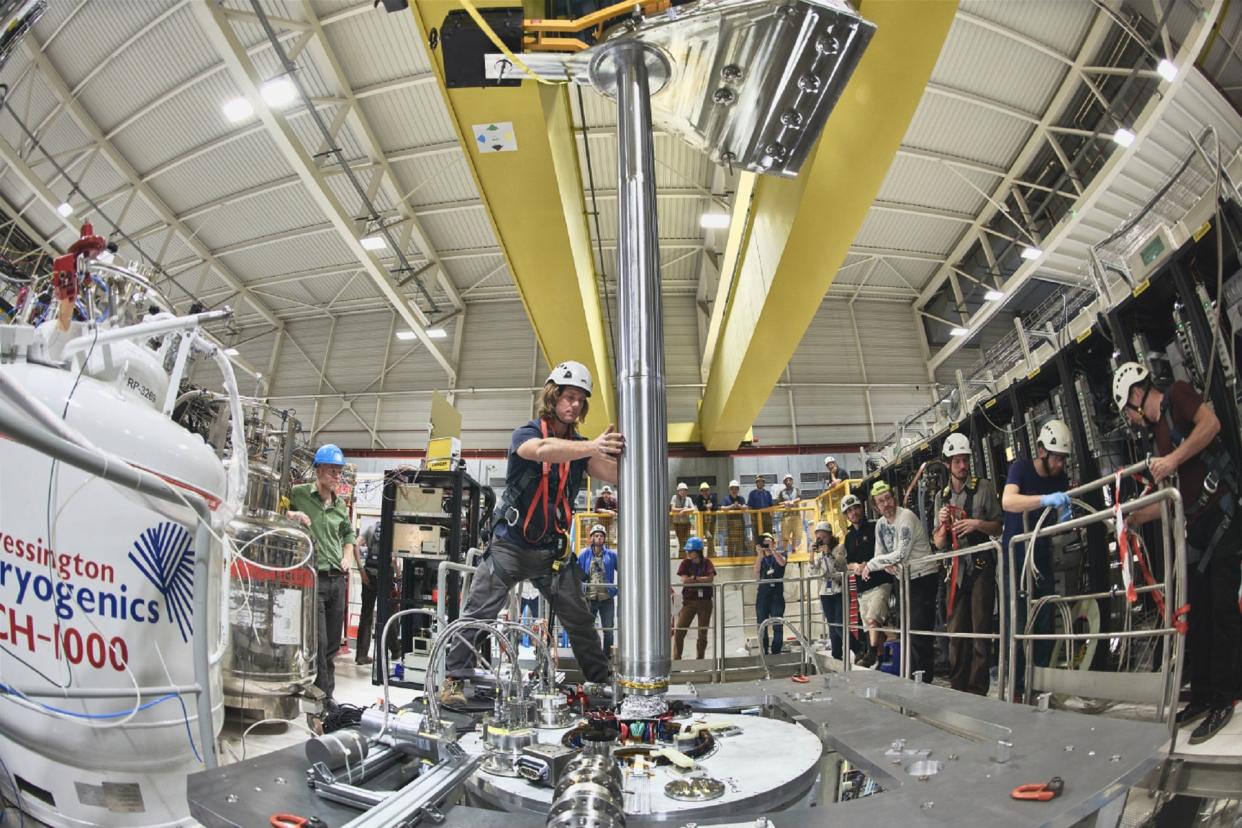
[
  {"xmin": 721, "ymin": 64, "xmax": 743, "ymax": 82},
  {"xmin": 713, "ymin": 88, "xmax": 735, "ymax": 105}
]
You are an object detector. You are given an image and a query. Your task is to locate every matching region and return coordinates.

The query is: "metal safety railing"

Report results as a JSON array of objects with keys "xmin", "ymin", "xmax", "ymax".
[
  {"xmin": 1005, "ymin": 462, "xmax": 1187, "ymax": 739},
  {"xmin": 574, "ymin": 505, "xmax": 824, "ymax": 561}
]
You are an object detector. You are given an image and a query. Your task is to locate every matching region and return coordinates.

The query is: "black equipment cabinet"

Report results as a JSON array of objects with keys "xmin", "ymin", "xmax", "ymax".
[{"xmin": 371, "ymin": 466, "xmax": 493, "ymax": 689}]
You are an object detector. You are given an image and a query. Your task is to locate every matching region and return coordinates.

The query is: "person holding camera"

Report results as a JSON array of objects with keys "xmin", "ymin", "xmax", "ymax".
[
  {"xmin": 753, "ymin": 532, "xmax": 788, "ymax": 655},
  {"xmin": 811, "ymin": 521, "xmax": 855, "ymax": 660}
]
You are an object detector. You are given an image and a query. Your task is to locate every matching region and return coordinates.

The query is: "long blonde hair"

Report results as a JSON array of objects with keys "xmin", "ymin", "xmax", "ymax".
[{"xmin": 536, "ymin": 381, "xmax": 589, "ymax": 424}]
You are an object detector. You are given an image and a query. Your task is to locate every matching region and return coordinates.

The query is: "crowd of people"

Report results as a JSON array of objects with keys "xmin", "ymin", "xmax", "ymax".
[{"xmin": 299, "ymin": 356, "xmax": 1234, "ymax": 747}]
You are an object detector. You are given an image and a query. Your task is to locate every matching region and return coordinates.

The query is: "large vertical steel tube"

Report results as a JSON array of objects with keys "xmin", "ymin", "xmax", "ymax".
[{"xmin": 611, "ymin": 41, "xmax": 671, "ymax": 700}]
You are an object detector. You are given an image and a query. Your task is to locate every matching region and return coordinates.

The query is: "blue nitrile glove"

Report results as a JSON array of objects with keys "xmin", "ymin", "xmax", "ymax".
[{"xmin": 1040, "ymin": 492, "xmax": 1070, "ymax": 510}]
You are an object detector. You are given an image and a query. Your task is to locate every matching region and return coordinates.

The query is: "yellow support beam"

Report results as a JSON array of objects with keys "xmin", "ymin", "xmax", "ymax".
[
  {"xmin": 698, "ymin": 0, "xmax": 958, "ymax": 450},
  {"xmin": 409, "ymin": 0, "xmax": 615, "ymax": 436}
]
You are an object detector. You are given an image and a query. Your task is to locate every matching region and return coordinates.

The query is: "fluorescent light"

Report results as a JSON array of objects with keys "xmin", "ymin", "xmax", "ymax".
[
  {"xmin": 396, "ymin": 330, "xmax": 418, "ymax": 341},
  {"xmin": 56, "ymin": 202, "xmax": 73, "ymax": 218},
  {"xmin": 700, "ymin": 212, "xmax": 730, "ymax": 229},
  {"xmin": 255, "ymin": 372, "xmax": 262, "ymax": 379},
  {"xmin": 223, "ymin": 347, "xmax": 239, "ymax": 356},
  {"xmin": 984, "ymin": 289, "xmax": 1005, "ymax": 301},
  {"xmin": 1020, "ymin": 246, "xmax": 1042, "ymax": 260},
  {"xmin": 949, "ymin": 326, "xmax": 969, "ymax": 337},
  {"xmin": 222, "ymin": 97, "xmax": 253, "ymax": 123},
  {"xmin": 360, "ymin": 235, "xmax": 387, "ymax": 251},
  {"xmin": 260, "ymin": 77, "xmax": 296, "ymax": 108},
  {"xmin": 1112, "ymin": 127, "xmax": 1135, "ymax": 148},
  {"xmin": 426, "ymin": 327, "xmax": 448, "ymax": 339},
  {"xmin": 1156, "ymin": 58, "xmax": 1177, "ymax": 82}
]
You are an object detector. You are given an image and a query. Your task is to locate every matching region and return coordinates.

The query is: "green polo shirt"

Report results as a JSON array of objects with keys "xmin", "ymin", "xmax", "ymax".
[{"xmin": 289, "ymin": 483, "xmax": 357, "ymax": 572}]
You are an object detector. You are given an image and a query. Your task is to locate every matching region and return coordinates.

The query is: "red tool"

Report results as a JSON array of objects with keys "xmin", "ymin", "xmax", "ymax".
[
  {"xmin": 791, "ymin": 674, "xmax": 811, "ymax": 683},
  {"xmin": 1011, "ymin": 777, "xmax": 1064, "ymax": 802},
  {"xmin": 270, "ymin": 814, "xmax": 327, "ymax": 828},
  {"xmin": 50, "ymin": 222, "xmax": 107, "ymax": 303}
]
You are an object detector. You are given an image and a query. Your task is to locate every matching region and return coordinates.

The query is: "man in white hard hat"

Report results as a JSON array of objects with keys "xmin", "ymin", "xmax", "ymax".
[
  {"xmin": 593, "ymin": 484, "xmax": 618, "ymax": 542},
  {"xmin": 932, "ymin": 433, "xmax": 1002, "ymax": 695},
  {"xmin": 1114, "ymin": 362, "xmax": 1239, "ymax": 743},
  {"xmin": 577, "ymin": 524, "xmax": 619, "ymax": 654},
  {"xmin": 442, "ymin": 361, "xmax": 624, "ymax": 705},
  {"xmin": 841, "ymin": 492, "xmax": 889, "ymax": 667},
  {"xmin": 775, "ymin": 473, "xmax": 803, "ymax": 550},
  {"xmin": 721, "ymin": 480, "xmax": 747, "ymax": 556},
  {"xmin": 825, "ymin": 456, "xmax": 846, "ymax": 488},
  {"xmin": 695, "ymin": 482, "xmax": 720, "ymax": 556},
  {"xmin": 867, "ymin": 480, "xmax": 937, "ymax": 682},
  {"xmin": 670, "ymin": 481, "xmax": 698, "ymax": 551},
  {"xmin": 1000, "ymin": 419, "xmax": 1073, "ymax": 697},
  {"xmin": 810, "ymin": 520, "xmax": 854, "ymax": 660}
]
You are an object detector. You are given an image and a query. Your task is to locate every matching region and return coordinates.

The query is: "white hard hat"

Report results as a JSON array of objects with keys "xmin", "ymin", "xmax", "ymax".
[
  {"xmin": 1112, "ymin": 362, "xmax": 1149, "ymax": 411},
  {"xmin": 601, "ymin": 485, "xmax": 612, "ymax": 493},
  {"xmin": 825, "ymin": 455, "xmax": 836, "ymax": 465},
  {"xmin": 814, "ymin": 521, "xmax": 832, "ymax": 533},
  {"xmin": 942, "ymin": 432, "xmax": 971, "ymax": 459},
  {"xmin": 1037, "ymin": 419, "xmax": 1072, "ymax": 454},
  {"xmin": 677, "ymin": 481, "xmax": 688, "ymax": 490},
  {"xmin": 590, "ymin": 524, "xmax": 607, "ymax": 536},
  {"xmin": 840, "ymin": 494, "xmax": 862, "ymax": 513},
  {"xmin": 783, "ymin": 473, "xmax": 794, "ymax": 482},
  {"xmin": 729, "ymin": 479, "xmax": 741, "ymax": 488},
  {"xmin": 547, "ymin": 360, "xmax": 593, "ymax": 396}
]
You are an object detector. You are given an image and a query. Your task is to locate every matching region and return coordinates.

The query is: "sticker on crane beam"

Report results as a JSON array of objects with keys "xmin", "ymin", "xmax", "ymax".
[{"xmin": 472, "ymin": 122, "xmax": 518, "ymax": 153}]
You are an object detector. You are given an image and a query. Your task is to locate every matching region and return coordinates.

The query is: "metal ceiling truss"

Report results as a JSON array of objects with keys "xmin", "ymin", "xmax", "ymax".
[
  {"xmin": 193, "ymin": 0, "xmax": 461, "ymax": 380},
  {"xmin": 913, "ymin": 2, "xmax": 1193, "ymax": 371}
]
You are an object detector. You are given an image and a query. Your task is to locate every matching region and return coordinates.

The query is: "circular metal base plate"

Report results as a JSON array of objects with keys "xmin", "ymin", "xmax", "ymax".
[{"xmin": 588, "ymin": 40, "xmax": 671, "ymax": 99}]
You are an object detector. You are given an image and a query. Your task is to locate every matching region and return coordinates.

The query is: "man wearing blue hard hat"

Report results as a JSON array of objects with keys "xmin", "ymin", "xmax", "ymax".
[{"xmin": 289, "ymin": 443, "xmax": 359, "ymax": 707}]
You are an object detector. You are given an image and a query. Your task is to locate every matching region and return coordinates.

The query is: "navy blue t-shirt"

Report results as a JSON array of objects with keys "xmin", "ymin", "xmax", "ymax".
[
  {"xmin": 757, "ymin": 553, "xmax": 787, "ymax": 591},
  {"xmin": 494, "ymin": 419, "xmax": 588, "ymax": 548},
  {"xmin": 1001, "ymin": 459, "xmax": 1068, "ymax": 565}
]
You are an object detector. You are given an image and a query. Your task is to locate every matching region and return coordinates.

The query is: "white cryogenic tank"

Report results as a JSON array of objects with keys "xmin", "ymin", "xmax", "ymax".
[{"xmin": 0, "ymin": 359, "xmax": 228, "ymax": 827}]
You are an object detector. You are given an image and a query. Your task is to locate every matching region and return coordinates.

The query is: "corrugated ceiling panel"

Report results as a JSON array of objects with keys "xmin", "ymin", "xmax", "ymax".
[
  {"xmin": 854, "ymin": 210, "xmax": 963, "ymax": 257},
  {"xmin": 311, "ymin": 1, "xmax": 359, "ymax": 16},
  {"xmin": 84, "ymin": 5, "xmax": 220, "ymax": 133},
  {"xmin": 112, "ymin": 70, "xmax": 246, "ymax": 173},
  {"xmin": 958, "ymin": 0, "xmax": 1095, "ymax": 58},
  {"xmin": 322, "ymin": 7, "xmax": 432, "ymax": 85},
  {"xmin": 147, "ymin": 131, "xmax": 290, "ymax": 213},
  {"xmin": 419, "ymin": 208, "xmax": 497, "ymax": 253},
  {"xmin": 457, "ymin": 300, "xmax": 540, "ymax": 388},
  {"xmin": 192, "ymin": 184, "xmax": 329, "ymax": 251},
  {"xmin": 662, "ymin": 294, "xmax": 700, "ymax": 385},
  {"xmin": 0, "ymin": 69, "xmax": 61, "ymax": 150},
  {"xmin": 456, "ymin": 393, "xmax": 537, "ymax": 449},
  {"xmin": 221, "ymin": 230, "xmax": 353, "ymax": 280},
  {"xmin": 931, "ymin": 20, "xmax": 1067, "ymax": 115},
  {"xmin": 788, "ymin": 299, "xmax": 864, "ymax": 384},
  {"xmin": 902, "ymin": 94, "xmax": 1035, "ymax": 168},
  {"xmin": 43, "ymin": 0, "xmax": 181, "ymax": 90},
  {"xmin": 392, "ymin": 152, "xmax": 479, "ymax": 207},
  {"xmin": 853, "ymin": 301, "xmax": 933, "ymax": 382},
  {"xmin": 356, "ymin": 86, "xmax": 457, "ymax": 154},
  {"xmin": 878, "ymin": 154, "xmax": 991, "ymax": 215}
]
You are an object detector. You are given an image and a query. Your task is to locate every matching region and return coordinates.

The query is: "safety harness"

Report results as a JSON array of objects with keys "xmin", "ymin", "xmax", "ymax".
[
  {"xmin": 939, "ymin": 478, "xmax": 991, "ymax": 617},
  {"xmin": 500, "ymin": 418, "xmax": 575, "ymax": 559},
  {"xmin": 1160, "ymin": 397, "xmax": 1237, "ymax": 574},
  {"xmin": 1111, "ymin": 471, "xmax": 1189, "ymax": 632}
]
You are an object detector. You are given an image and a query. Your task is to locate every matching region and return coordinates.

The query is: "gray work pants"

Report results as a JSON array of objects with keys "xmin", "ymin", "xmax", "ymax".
[{"xmin": 446, "ymin": 539, "xmax": 612, "ymax": 683}]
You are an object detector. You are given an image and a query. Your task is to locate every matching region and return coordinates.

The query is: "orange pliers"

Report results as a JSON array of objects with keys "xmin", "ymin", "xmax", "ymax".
[
  {"xmin": 1011, "ymin": 776, "xmax": 1063, "ymax": 802},
  {"xmin": 270, "ymin": 815, "xmax": 327, "ymax": 828}
]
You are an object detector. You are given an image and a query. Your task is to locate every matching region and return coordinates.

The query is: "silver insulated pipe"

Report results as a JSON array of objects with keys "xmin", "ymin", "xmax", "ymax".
[{"xmin": 593, "ymin": 41, "xmax": 673, "ymax": 702}]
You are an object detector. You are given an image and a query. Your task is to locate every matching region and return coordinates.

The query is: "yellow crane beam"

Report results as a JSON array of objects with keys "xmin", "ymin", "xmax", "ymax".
[
  {"xmin": 698, "ymin": 0, "xmax": 958, "ymax": 450},
  {"xmin": 410, "ymin": 0, "xmax": 616, "ymax": 435}
]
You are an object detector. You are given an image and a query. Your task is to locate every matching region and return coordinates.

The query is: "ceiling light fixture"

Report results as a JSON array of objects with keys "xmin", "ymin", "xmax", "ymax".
[
  {"xmin": 395, "ymin": 330, "xmax": 418, "ymax": 341},
  {"xmin": 700, "ymin": 212, "xmax": 730, "ymax": 229},
  {"xmin": 984, "ymin": 289, "xmax": 1005, "ymax": 301},
  {"xmin": 361, "ymin": 235, "xmax": 387, "ymax": 251},
  {"xmin": 222, "ymin": 97, "xmax": 254, "ymax": 123},
  {"xmin": 261, "ymin": 77, "xmax": 297, "ymax": 108},
  {"xmin": 1156, "ymin": 58, "xmax": 1177, "ymax": 82},
  {"xmin": 426, "ymin": 327, "xmax": 448, "ymax": 339},
  {"xmin": 1020, "ymin": 246, "xmax": 1042, "ymax": 260},
  {"xmin": 1112, "ymin": 127, "xmax": 1136, "ymax": 148},
  {"xmin": 223, "ymin": 347, "xmax": 239, "ymax": 356},
  {"xmin": 56, "ymin": 202, "xmax": 73, "ymax": 218},
  {"xmin": 949, "ymin": 326, "xmax": 969, "ymax": 337}
]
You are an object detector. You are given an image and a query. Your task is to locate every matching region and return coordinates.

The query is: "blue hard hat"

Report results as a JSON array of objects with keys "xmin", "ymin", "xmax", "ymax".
[
  {"xmin": 314, "ymin": 444, "xmax": 345, "ymax": 466},
  {"xmin": 684, "ymin": 536, "xmax": 704, "ymax": 553}
]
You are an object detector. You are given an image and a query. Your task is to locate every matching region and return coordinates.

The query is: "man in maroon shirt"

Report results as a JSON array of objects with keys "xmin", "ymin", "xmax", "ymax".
[
  {"xmin": 673, "ymin": 536, "xmax": 716, "ymax": 659},
  {"xmin": 1114, "ymin": 362, "xmax": 1240, "ymax": 744}
]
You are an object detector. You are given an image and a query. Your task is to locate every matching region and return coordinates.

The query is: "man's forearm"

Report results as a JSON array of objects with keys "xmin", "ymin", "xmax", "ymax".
[{"xmin": 525, "ymin": 437, "xmax": 594, "ymax": 464}]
